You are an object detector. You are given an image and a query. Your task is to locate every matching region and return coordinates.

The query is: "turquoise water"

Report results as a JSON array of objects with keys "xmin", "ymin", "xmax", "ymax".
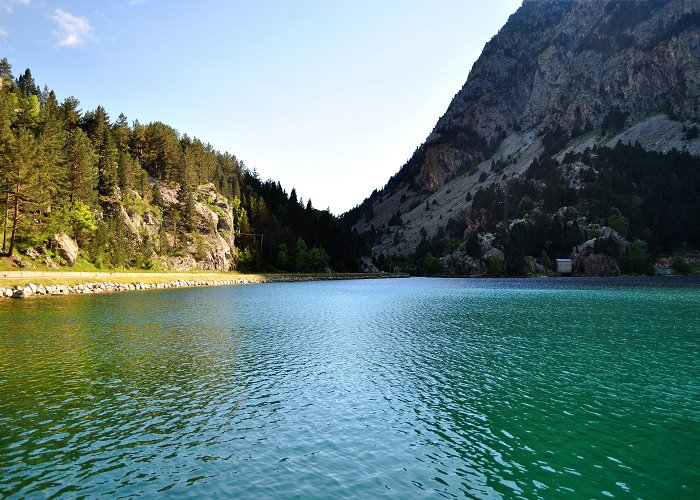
[{"xmin": 0, "ymin": 277, "xmax": 699, "ymax": 498}]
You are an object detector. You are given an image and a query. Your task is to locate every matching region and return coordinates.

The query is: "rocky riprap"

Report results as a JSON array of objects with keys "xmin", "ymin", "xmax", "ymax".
[
  {"xmin": 0, "ymin": 278, "xmax": 264, "ymax": 299},
  {"xmin": 0, "ymin": 274, "xmax": 407, "ymax": 299}
]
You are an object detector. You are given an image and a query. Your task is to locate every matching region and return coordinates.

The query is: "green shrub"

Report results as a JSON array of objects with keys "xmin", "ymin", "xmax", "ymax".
[{"xmin": 671, "ymin": 256, "xmax": 691, "ymax": 275}]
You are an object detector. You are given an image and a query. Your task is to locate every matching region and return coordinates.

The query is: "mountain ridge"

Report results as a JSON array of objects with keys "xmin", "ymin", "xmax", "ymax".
[{"xmin": 346, "ymin": 0, "xmax": 700, "ymax": 276}]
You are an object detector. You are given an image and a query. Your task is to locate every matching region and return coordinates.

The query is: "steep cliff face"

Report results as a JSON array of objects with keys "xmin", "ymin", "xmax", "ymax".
[{"xmin": 349, "ymin": 0, "xmax": 700, "ymax": 272}]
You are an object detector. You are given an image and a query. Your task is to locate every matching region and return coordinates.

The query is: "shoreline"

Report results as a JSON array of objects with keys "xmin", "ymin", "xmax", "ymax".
[{"xmin": 0, "ymin": 272, "xmax": 408, "ymax": 299}]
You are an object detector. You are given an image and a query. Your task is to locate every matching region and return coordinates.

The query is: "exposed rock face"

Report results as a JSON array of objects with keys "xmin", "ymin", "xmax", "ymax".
[
  {"xmin": 191, "ymin": 184, "xmax": 235, "ymax": 271},
  {"xmin": 440, "ymin": 251, "xmax": 485, "ymax": 277},
  {"xmin": 353, "ymin": 0, "xmax": 700, "ymax": 261},
  {"xmin": 360, "ymin": 256, "xmax": 380, "ymax": 273},
  {"xmin": 120, "ymin": 182, "xmax": 235, "ymax": 271},
  {"xmin": 53, "ymin": 233, "xmax": 79, "ymax": 266},
  {"xmin": 430, "ymin": 0, "xmax": 698, "ymax": 158},
  {"xmin": 573, "ymin": 253, "xmax": 620, "ymax": 276}
]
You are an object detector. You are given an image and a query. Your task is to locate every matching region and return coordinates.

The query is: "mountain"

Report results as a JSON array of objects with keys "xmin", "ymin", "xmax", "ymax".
[
  {"xmin": 0, "ymin": 61, "xmax": 367, "ymax": 273},
  {"xmin": 345, "ymin": 0, "xmax": 700, "ymax": 276}
]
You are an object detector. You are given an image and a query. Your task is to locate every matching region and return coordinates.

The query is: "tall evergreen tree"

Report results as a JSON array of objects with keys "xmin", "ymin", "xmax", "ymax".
[
  {"xmin": 36, "ymin": 91, "xmax": 66, "ymax": 214},
  {"xmin": 0, "ymin": 58, "xmax": 13, "ymax": 86},
  {"xmin": 16, "ymin": 68, "xmax": 38, "ymax": 97},
  {"xmin": 60, "ymin": 97, "xmax": 81, "ymax": 130},
  {"xmin": 97, "ymin": 128, "xmax": 118, "ymax": 197},
  {"xmin": 3, "ymin": 128, "xmax": 39, "ymax": 256},
  {"xmin": 64, "ymin": 128, "xmax": 97, "ymax": 207}
]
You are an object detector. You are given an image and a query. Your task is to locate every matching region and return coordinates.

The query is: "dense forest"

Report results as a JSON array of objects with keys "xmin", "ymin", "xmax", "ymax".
[
  {"xmin": 368, "ymin": 140, "xmax": 700, "ymax": 276},
  {"xmin": 0, "ymin": 59, "xmax": 367, "ymax": 272}
]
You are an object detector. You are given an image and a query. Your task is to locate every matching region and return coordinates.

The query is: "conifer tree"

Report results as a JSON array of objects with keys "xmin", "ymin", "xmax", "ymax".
[
  {"xmin": 97, "ymin": 128, "xmax": 118, "ymax": 197},
  {"xmin": 64, "ymin": 129, "xmax": 97, "ymax": 207},
  {"xmin": 151, "ymin": 181, "xmax": 164, "ymax": 207},
  {"xmin": 60, "ymin": 97, "xmax": 81, "ymax": 130},
  {"xmin": 0, "ymin": 58, "xmax": 13, "ymax": 85},
  {"xmin": 36, "ymin": 91, "xmax": 66, "ymax": 215},
  {"xmin": 3, "ymin": 128, "xmax": 39, "ymax": 256},
  {"xmin": 16, "ymin": 68, "xmax": 38, "ymax": 97}
]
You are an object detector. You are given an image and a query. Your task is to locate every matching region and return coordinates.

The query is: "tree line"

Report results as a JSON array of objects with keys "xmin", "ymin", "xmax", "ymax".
[{"xmin": 0, "ymin": 59, "xmax": 367, "ymax": 271}]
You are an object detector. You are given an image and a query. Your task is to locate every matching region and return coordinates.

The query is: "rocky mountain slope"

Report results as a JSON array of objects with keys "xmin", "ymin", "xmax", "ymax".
[
  {"xmin": 346, "ymin": 0, "xmax": 700, "ymax": 276},
  {"xmin": 12, "ymin": 180, "xmax": 237, "ymax": 272}
]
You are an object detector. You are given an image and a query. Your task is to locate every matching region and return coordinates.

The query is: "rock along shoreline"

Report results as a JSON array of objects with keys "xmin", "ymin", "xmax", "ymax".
[{"xmin": 0, "ymin": 274, "xmax": 408, "ymax": 299}]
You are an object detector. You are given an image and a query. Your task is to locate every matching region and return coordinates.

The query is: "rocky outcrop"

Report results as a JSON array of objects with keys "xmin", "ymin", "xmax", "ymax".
[
  {"xmin": 53, "ymin": 233, "xmax": 79, "ymax": 266},
  {"xmin": 359, "ymin": 256, "xmax": 380, "ymax": 273},
  {"xmin": 354, "ymin": 0, "xmax": 700, "ymax": 261},
  {"xmin": 120, "ymin": 182, "xmax": 235, "ymax": 271},
  {"xmin": 440, "ymin": 251, "xmax": 485, "ymax": 277},
  {"xmin": 573, "ymin": 253, "xmax": 620, "ymax": 276}
]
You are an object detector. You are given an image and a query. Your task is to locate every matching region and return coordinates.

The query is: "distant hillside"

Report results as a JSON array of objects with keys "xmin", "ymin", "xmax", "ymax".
[
  {"xmin": 0, "ymin": 60, "xmax": 367, "ymax": 272},
  {"xmin": 345, "ymin": 0, "xmax": 700, "ymax": 276}
]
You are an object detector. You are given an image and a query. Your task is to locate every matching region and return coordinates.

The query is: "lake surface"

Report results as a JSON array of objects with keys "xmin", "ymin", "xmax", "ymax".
[{"xmin": 1, "ymin": 277, "xmax": 699, "ymax": 498}]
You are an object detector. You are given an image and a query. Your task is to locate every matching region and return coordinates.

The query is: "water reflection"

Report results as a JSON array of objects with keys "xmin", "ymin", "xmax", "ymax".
[{"xmin": 1, "ymin": 278, "xmax": 699, "ymax": 497}]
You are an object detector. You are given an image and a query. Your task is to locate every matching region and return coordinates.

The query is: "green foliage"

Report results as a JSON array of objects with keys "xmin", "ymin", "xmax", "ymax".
[
  {"xmin": 671, "ymin": 256, "xmax": 691, "ymax": 275},
  {"xmin": 276, "ymin": 243, "xmax": 290, "ymax": 270},
  {"xmin": 601, "ymin": 107, "xmax": 628, "ymax": 135},
  {"xmin": 621, "ymin": 239, "xmax": 654, "ymax": 275},
  {"xmin": 68, "ymin": 201, "xmax": 97, "ymax": 244},
  {"xmin": 419, "ymin": 252, "xmax": 442, "ymax": 276},
  {"xmin": 0, "ymin": 60, "xmax": 368, "ymax": 271},
  {"xmin": 151, "ymin": 182, "xmax": 164, "ymax": 207},
  {"xmin": 488, "ymin": 250, "xmax": 505, "ymax": 277},
  {"xmin": 607, "ymin": 214, "xmax": 630, "ymax": 238},
  {"xmin": 517, "ymin": 195, "xmax": 535, "ymax": 217}
]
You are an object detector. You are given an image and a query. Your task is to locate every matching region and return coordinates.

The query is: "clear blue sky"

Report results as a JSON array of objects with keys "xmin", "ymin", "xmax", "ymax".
[{"xmin": 0, "ymin": 0, "xmax": 521, "ymax": 214}]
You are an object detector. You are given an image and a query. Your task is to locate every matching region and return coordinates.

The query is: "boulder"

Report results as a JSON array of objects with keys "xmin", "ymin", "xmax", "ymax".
[
  {"xmin": 11, "ymin": 255, "xmax": 33, "ymax": 268},
  {"xmin": 53, "ymin": 232, "xmax": 79, "ymax": 266},
  {"xmin": 440, "ymin": 250, "xmax": 485, "ymax": 276},
  {"xmin": 573, "ymin": 253, "xmax": 620, "ymax": 276},
  {"xmin": 360, "ymin": 256, "xmax": 380, "ymax": 273},
  {"xmin": 217, "ymin": 218, "xmax": 231, "ymax": 231},
  {"xmin": 24, "ymin": 247, "xmax": 40, "ymax": 260}
]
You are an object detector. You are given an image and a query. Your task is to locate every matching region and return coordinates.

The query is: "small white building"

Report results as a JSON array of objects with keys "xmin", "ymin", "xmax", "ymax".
[{"xmin": 556, "ymin": 258, "xmax": 573, "ymax": 274}]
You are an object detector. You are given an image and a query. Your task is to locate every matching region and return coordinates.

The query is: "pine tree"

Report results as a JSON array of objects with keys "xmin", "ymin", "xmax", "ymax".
[
  {"xmin": 64, "ymin": 128, "xmax": 97, "ymax": 207},
  {"xmin": 151, "ymin": 181, "xmax": 164, "ymax": 207},
  {"xmin": 60, "ymin": 97, "xmax": 81, "ymax": 129},
  {"xmin": 113, "ymin": 113, "xmax": 131, "ymax": 152},
  {"xmin": 3, "ymin": 128, "xmax": 39, "ymax": 256},
  {"xmin": 16, "ymin": 68, "xmax": 38, "ymax": 97},
  {"xmin": 36, "ymin": 91, "xmax": 66, "ymax": 215},
  {"xmin": 177, "ymin": 176, "xmax": 195, "ymax": 231},
  {"xmin": 97, "ymin": 128, "xmax": 118, "ymax": 197},
  {"xmin": 0, "ymin": 58, "xmax": 13, "ymax": 86},
  {"xmin": 117, "ymin": 150, "xmax": 132, "ymax": 191}
]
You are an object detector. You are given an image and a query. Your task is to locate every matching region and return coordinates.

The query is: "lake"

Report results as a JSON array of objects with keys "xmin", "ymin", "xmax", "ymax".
[{"xmin": 1, "ymin": 277, "xmax": 699, "ymax": 498}]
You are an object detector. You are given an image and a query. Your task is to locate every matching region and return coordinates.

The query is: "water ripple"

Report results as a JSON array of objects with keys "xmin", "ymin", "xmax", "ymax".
[{"xmin": 0, "ymin": 277, "xmax": 699, "ymax": 497}]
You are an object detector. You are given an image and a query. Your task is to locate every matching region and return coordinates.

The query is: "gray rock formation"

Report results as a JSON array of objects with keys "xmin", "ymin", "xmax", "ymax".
[
  {"xmin": 353, "ymin": 0, "xmax": 700, "ymax": 263},
  {"xmin": 573, "ymin": 253, "xmax": 620, "ymax": 276},
  {"xmin": 53, "ymin": 233, "xmax": 79, "ymax": 266}
]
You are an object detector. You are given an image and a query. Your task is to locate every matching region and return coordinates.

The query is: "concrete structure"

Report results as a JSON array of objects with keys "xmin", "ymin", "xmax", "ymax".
[{"xmin": 556, "ymin": 259, "xmax": 573, "ymax": 274}]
